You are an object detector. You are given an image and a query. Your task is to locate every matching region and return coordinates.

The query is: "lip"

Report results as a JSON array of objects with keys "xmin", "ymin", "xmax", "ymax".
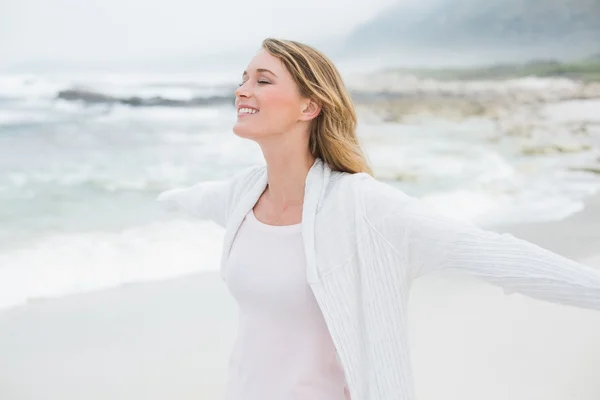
[
  {"xmin": 237, "ymin": 104, "xmax": 259, "ymax": 118},
  {"xmin": 237, "ymin": 104, "xmax": 259, "ymax": 112}
]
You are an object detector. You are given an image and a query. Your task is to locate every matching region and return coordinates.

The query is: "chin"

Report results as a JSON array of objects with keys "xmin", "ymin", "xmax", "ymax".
[
  {"xmin": 233, "ymin": 123, "xmax": 259, "ymax": 139},
  {"xmin": 234, "ymin": 120, "xmax": 274, "ymax": 139}
]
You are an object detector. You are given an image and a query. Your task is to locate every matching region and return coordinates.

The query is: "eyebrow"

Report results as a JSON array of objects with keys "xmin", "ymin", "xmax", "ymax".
[{"xmin": 242, "ymin": 68, "xmax": 277, "ymax": 78}]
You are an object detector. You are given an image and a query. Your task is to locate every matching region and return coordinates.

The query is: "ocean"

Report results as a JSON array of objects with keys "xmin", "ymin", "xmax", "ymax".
[{"xmin": 1, "ymin": 71, "xmax": 599, "ymax": 311}]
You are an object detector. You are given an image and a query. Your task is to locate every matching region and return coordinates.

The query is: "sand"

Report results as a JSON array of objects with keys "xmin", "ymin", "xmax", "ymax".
[
  {"xmin": 1, "ymin": 197, "xmax": 599, "ymax": 400},
  {"xmin": 0, "ymin": 272, "xmax": 240, "ymax": 400}
]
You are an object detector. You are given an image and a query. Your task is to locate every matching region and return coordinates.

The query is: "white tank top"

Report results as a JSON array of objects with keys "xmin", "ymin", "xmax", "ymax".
[{"xmin": 224, "ymin": 208, "xmax": 350, "ymax": 400}]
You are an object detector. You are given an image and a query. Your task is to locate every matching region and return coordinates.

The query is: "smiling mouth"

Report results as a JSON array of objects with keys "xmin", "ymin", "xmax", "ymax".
[{"xmin": 238, "ymin": 107, "xmax": 259, "ymax": 115}]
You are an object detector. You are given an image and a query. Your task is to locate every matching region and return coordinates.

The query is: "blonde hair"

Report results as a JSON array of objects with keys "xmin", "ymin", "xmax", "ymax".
[{"xmin": 261, "ymin": 38, "xmax": 373, "ymax": 176}]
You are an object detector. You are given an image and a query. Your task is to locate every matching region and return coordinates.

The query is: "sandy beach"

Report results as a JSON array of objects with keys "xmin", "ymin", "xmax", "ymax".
[
  {"xmin": 1, "ymin": 195, "xmax": 599, "ymax": 400},
  {"xmin": 0, "ymin": 271, "xmax": 238, "ymax": 400}
]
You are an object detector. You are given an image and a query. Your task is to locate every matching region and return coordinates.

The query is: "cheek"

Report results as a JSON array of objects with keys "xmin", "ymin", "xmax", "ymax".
[{"xmin": 261, "ymin": 88, "xmax": 300, "ymax": 121}]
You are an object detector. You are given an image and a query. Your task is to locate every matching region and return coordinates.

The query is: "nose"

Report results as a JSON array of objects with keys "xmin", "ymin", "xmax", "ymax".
[{"xmin": 235, "ymin": 81, "xmax": 251, "ymax": 99}]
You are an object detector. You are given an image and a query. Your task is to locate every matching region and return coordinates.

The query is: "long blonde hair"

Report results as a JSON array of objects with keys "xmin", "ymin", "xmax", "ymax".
[{"xmin": 261, "ymin": 38, "xmax": 373, "ymax": 176}]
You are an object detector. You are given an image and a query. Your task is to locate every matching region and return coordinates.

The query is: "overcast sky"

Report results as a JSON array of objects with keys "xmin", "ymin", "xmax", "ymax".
[{"xmin": 0, "ymin": 0, "xmax": 410, "ymax": 69}]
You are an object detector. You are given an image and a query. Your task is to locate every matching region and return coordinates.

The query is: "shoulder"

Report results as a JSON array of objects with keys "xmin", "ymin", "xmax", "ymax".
[
  {"xmin": 320, "ymin": 170, "xmax": 412, "ymax": 204},
  {"xmin": 226, "ymin": 164, "xmax": 266, "ymax": 195},
  {"xmin": 351, "ymin": 173, "xmax": 412, "ymax": 204},
  {"xmin": 317, "ymin": 169, "xmax": 363, "ymax": 212},
  {"xmin": 349, "ymin": 173, "xmax": 420, "ymax": 226},
  {"xmin": 317, "ymin": 170, "xmax": 413, "ymax": 220}
]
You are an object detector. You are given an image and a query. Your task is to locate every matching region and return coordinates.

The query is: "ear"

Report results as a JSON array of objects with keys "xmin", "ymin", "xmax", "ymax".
[{"xmin": 299, "ymin": 99, "xmax": 321, "ymax": 122}]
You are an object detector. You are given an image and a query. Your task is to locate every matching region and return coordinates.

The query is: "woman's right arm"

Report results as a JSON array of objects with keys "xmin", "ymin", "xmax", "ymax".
[{"xmin": 156, "ymin": 165, "xmax": 264, "ymax": 228}]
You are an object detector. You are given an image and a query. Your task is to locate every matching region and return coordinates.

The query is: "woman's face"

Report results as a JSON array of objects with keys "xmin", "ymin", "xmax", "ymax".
[{"xmin": 233, "ymin": 48, "xmax": 310, "ymax": 140}]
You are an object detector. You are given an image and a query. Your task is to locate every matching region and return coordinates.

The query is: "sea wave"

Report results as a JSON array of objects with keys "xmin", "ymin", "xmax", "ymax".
[
  {"xmin": 2, "ymin": 73, "xmax": 600, "ymax": 313},
  {"xmin": 0, "ymin": 220, "xmax": 225, "ymax": 310}
]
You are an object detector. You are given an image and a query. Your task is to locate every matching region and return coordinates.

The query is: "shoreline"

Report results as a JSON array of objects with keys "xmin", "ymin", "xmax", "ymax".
[{"xmin": 1, "ymin": 191, "xmax": 598, "ymax": 315}]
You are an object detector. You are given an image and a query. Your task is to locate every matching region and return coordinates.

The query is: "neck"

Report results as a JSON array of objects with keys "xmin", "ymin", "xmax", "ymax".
[{"xmin": 259, "ymin": 135, "xmax": 316, "ymax": 207}]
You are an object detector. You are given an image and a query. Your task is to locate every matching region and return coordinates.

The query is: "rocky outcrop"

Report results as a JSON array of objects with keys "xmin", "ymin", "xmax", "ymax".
[
  {"xmin": 348, "ymin": 71, "xmax": 600, "ymax": 122},
  {"xmin": 56, "ymin": 89, "xmax": 234, "ymax": 107}
]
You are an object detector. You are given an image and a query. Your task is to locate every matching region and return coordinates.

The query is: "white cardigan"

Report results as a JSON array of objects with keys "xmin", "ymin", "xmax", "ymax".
[{"xmin": 157, "ymin": 157, "xmax": 600, "ymax": 400}]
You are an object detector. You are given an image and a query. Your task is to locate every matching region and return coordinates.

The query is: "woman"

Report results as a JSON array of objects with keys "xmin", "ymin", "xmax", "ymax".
[{"xmin": 157, "ymin": 38, "xmax": 600, "ymax": 400}]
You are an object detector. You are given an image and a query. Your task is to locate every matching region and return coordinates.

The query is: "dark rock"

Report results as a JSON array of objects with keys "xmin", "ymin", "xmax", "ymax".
[{"xmin": 56, "ymin": 89, "xmax": 235, "ymax": 108}]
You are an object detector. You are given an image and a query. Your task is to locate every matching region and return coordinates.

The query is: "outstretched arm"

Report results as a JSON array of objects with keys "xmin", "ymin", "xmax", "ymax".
[
  {"xmin": 157, "ymin": 180, "xmax": 231, "ymax": 227},
  {"xmin": 156, "ymin": 165, "xmax": 263, "ymax": 228},
  {"xmin": 363, "ymin": 178, "xmax": 600, "ymax": 311}
]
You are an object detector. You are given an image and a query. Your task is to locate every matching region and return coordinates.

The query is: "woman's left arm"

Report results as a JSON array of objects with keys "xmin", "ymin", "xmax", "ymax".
[
  {"xmin": 363, "ymin": 179, "xmax": 600, "ymax": 311},
  {"xmin": 405, "ymin": 199, "xmax": 600, "ymax": 310}
]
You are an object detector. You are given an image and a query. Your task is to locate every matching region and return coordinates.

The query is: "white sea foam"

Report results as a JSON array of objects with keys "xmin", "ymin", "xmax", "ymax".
[
  {"xmin": 0, "ymin": 220, "xmax": 224, "ymax": 310},
  {"xmin": 541, "ymin": 100, "xmax": 600, "ymax": 123}
]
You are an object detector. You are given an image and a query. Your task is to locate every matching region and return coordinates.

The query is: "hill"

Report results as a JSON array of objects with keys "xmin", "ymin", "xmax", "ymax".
[{"xmin": 343, "ymin": 0, "xmax": 600, "ymax": 62}]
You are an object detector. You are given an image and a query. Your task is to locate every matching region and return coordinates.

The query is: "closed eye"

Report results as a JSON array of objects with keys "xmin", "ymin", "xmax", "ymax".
[{"xmin": 238, "ymin": 80, "xmax": 271, "ymax": 87}]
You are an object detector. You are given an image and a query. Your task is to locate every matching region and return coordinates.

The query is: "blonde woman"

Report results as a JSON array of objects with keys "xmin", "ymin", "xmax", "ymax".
[{"xmin": 157, "ymin": 38, "xmax": 600, "ymax": 400}]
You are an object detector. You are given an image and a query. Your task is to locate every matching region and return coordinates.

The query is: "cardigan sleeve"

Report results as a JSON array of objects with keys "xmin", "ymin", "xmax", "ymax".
[
  {"xmin": 156, "ymin": 180, "xmax": 230, "ymax": 227},
  {"xmin": 156, "ymin": 165, "xmax": 263, "ymax": 228},
  {"xmin": 405, "ymin": 199, "xmax": 600, "ymax": 310},
  {"xmin": 362, "ymin": 178, "xmax": 600, "ymax": 311}
]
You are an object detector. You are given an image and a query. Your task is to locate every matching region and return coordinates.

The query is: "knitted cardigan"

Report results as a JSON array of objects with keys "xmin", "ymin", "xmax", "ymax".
[{"xmin": 157, "ymin": 157, "xmax": 600, "ymax": 400}]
